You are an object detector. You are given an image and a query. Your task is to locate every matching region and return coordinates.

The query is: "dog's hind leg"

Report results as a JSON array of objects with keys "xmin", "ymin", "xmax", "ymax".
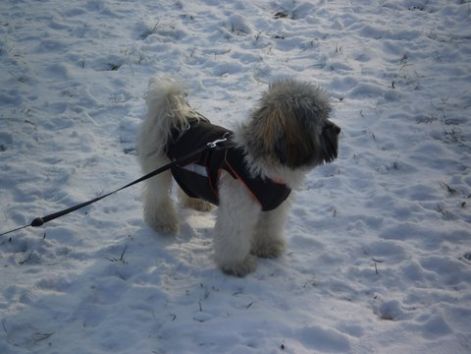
[
  {"xmin": 178, "ymin": 188, "xmax": 213, "ymax": 212},
  {"xmin": 140, "ymin": 155, "xmax": 179, "ymax": 235},
  {"xmin": 251, "ymin": 198, "xmax": 290, "ymax": 258},
  {"xmin": 213, "ymin": 173, "xmax": 260, "ymax": 276}
]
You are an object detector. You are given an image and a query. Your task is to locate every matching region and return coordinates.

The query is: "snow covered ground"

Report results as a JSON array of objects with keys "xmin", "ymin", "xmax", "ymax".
[{"xmin": 1, "ymin": 0, "xmax": 470, "ymax": 353}]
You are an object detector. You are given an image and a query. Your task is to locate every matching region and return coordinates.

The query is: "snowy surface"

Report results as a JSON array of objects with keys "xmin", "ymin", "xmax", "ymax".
[{"xmin": 1, "ymin": 0, "xmax": 471, "ymax": 353}]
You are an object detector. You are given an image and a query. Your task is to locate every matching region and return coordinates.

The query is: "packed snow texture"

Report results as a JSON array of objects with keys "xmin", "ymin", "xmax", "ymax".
[{"xmin": 1, "ymin": 0, "xmax": 471, "ymax": 353}]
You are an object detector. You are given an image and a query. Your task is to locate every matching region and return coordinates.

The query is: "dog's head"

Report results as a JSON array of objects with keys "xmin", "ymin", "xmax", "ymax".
[{"xmin": 241, "ymin": 79, "xmax": 340, "ymax": 170}]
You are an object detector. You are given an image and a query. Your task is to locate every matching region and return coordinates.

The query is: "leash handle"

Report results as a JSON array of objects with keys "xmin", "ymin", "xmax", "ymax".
[
  {"xmin": 0, "ymin": 135, "xmax": 229, "ymax": 237},
  {"xmin": 29, "ymin": 192, "xmax": 112, "ymax": 227}
]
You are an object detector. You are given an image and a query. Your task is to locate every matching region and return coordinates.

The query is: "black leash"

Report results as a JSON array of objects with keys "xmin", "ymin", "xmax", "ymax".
[{"xmin": 0, "ymin": 136, "xmax": 228, "ymax": 238}]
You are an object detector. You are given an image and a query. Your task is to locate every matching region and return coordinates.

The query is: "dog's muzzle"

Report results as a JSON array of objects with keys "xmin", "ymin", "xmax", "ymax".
[
  {"xmin": 320, "ymin": 120, "xmax": 340, "ymax": 163},
  {"xmin": 324, "ymin": 121, "xmax": 341, "ymax": 135}
]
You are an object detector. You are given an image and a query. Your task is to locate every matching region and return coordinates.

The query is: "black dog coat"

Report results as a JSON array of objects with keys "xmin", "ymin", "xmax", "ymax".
[{"xmin": 165, "ymin": 117, "xmax": 291, "ymax": 211}]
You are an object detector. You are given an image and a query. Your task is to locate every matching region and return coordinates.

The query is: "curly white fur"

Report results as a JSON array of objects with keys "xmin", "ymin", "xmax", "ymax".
[{"xmin": 137, "ymin": 76, "xmax": 339, "ymax": 276}]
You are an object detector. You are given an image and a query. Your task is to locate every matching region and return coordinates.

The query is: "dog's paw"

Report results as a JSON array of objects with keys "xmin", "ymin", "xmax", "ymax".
[
  {"xmin": 145, "ymin": 216, "xmax": 179, "ymax": 235},
  {"xmin": 152, "ymin": 221, "xmax": 179, "ymax": 235},
  {"xmin": 144, "ymin": 198, "xmax": 179, "ymax": 235},
  {"xmin": 182, "ymin": 197, "xmax": 213, "ymax": 212},
  {"xmin": 144, "ymin": 211, "xmax": 179, "ymax": 235},
  {"xmin": 219, "ymin": 255, "xmax": 257, "ymax": 277},
  {"xmin": 251, "ymin": 239, "xmax": 285, "ymax": 258}
]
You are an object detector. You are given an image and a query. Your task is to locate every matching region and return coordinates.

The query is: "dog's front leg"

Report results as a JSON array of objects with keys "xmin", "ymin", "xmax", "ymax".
[
  {"xmin": 214, "ymin": 173, "xmax": 260, "ymax": 276},
  {"xmin": 251, "ymin": 198, "xmax": 291, "ymax": 258}
]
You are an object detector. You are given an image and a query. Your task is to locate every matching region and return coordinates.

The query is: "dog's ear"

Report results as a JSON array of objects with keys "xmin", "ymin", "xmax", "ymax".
[
  {"xmin": 274, "ymin": 113, "xmax": 318, "ymax": 168},
  {"xmin": 247, "ymin": 105, "xmax": 308, "ymax": 168},
  {"xmin": 246, "ymin": 106, "xmax": 285, "ymax": 159}
]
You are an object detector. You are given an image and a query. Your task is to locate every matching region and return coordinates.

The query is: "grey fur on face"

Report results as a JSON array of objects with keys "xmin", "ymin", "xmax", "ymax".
[{"xmin": 240, "ymin": 79, "xmax": 340, "ymax": 169}]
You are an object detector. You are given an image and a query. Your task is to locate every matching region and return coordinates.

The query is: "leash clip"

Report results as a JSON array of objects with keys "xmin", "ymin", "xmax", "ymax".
[{"xmin": 207, "ymin": 134, "xmax": 229, "ymax": 149}]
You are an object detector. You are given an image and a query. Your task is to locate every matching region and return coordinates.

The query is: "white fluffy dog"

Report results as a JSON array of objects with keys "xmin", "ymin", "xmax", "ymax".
[{"xmin": 137, "ymin": 77, "xmax": 340, "ymax": 276}]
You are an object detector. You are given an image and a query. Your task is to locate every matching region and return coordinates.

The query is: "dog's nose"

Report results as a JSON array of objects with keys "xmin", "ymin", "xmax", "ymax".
[{"xmin": 325, "ymin": 122, "xmax": 341, "ymax": 135}]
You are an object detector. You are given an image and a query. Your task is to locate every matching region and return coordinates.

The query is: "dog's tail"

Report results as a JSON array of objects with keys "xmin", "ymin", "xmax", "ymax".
[{"xmin": 138, "ymin": 77, "xmax": 195, "ymax": 160}]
